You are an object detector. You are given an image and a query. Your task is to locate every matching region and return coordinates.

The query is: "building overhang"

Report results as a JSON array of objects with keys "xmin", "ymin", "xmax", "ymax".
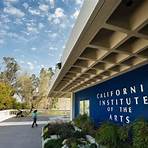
[{"xmin": 48, "ymin": 0, "xmax": 148, "ymax": 98}]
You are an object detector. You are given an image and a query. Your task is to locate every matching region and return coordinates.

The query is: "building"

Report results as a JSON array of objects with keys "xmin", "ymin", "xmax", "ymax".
[{"xmin": 48, "ymin": 0, "xmax": 148, "ymax": 125}]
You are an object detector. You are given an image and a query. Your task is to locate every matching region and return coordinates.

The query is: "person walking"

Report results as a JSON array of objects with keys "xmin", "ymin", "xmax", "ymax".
[{"xmin": 32, "ymin": 109, "xmax": 38, "ymax": 128}]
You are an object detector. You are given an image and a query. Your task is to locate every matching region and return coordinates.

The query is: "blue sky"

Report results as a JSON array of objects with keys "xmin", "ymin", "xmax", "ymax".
[{"xmin": 0, "ymin": 0, "xmax": 83, "ymax": 75}]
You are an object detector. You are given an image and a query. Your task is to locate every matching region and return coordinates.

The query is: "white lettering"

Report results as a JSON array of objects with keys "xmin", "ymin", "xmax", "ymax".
[
  {"xmin": 110, "ymin": 91, "xmax": 113, "ymax": 97},
  {"xmin": 134, "ymin": 97, "xmax": 139, "ymax": 104},
  {"xmin": 130, "ymin": 86, "xmax": 136, "ymax": 94},
  {"xmin": 140, "ymin": 84, "xmax": 144, "ymax": 92},
  {"xmin": 126, "ymin": 116, "xmax": 130, "ymax": 124},
  {"xmin": 120, "ymin": 98, "xmax": 123, "ymax": 105},
  {"xmin": 120, "ymin": 115, "xmax": 123, "ymax": 122},
  {"xmin": 116, "ymin": 89, "xmax": 120, "ymax": 96},
  {"xmin": 123, "ymin": 88, "xmax": 128, "ymax": 95},
  {"xmin": 143, "ymin": 96, "xmax": 148, "ymax": 104},
  {"xmin": 126, "ymin": 98, "xmax": 131, "ymax": 105}
]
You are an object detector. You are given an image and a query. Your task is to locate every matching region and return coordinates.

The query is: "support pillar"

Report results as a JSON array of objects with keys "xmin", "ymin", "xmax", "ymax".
[{"xmin": 70, "ymin": 92, "xmax": 75, "ymax": 121}]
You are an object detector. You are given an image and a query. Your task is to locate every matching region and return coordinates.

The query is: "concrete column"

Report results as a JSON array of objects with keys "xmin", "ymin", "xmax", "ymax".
[{"xmin": 70, "ymin": 92, "xmax": 75, "ymax": 121}]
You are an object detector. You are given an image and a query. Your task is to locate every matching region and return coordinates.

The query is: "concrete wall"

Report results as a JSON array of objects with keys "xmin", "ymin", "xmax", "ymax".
[{"xmin": 0, "ymin": 110, "xmax": 16, "ymax": 122}]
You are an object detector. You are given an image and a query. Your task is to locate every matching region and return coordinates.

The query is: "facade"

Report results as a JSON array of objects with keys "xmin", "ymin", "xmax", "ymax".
[
  {"xmin": 74, "ymin": 64, "xmax": 148, "ymax": 125},
  {"xmin": 48, "ymin": 0, "xmax": 148, "ymax": 125}
]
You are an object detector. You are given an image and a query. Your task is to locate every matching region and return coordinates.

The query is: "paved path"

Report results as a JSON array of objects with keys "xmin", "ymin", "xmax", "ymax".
[
  {"xmin": 0, "ymin": 116, "xmax": 70, "ymax": 148},
  {"xmin": 0, "ymin": 116, "xmax": 49, "ymax": 148}
]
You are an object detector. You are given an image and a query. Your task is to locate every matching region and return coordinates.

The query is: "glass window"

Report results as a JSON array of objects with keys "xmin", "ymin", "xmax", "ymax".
[{"xmin": 80, "ymin": 100, "xmax": 90, "ymax": 116}]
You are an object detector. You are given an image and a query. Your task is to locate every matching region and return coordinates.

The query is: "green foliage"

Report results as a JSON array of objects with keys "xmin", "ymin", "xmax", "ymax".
[
  {"xmin": 43, "ymin": 122, "xmax": 87, "ymax": 148},
  {"xmin": 95, "ymin": 122, "xmax": 133, "ymax": 148},
  {"xmin": 44, "ymin": 139, "xmax": 62, "ymax": 148},
  {"xmin": 12, "ymin": 99, "xmax": 28, "ymax": 109},
  {"xmin": 132, "ymin": 119, "xmax": 148, "ymax": 148},
  {"xmin": 118, "ymin": 125, "xmax": 129, "ymax": 142},
  {"xmin": 74, "ymin": 114, "xmax": 94, "ymax": 135},
  {"xmin": 95, "ymin": 122, "xmax": 119, "ymax": 148},
  {"xmin": 38, "ymin": 67, "xmax": 53, "ymax": 109},
  {"xmin": 89, "ymin": 143, "xmax": 98, "ymax": 148},
  {"xmin": 65, "ymin": 137, "xmax": 87, "ymax": 148},
  {"xmin": 43, "ymin": 122, "xmax": 75, "ymax": 140},
  {"xmin": 0, "ymin": 82, "xmax": 14, "ymax": 110},
  {"xmin": 43, "ymin": 127, "xmax": 50, "ymax": 140},
  {"xmin": 73, "ymin": 131, "xmax": 86, "ymax": 139},
  {"xmin": 1, "ymin": 57, "xmax": 20, "ymax": 86}
]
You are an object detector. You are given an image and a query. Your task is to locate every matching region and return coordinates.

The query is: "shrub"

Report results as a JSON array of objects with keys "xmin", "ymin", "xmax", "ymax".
[
  {"xmin": 74, "ymin": 114, "xmax": 94, "ymax": 135},
  {"xmin": 89, "ymin": 143, "xmax": 98, "ymax": 148},
  {"xmin": 65, "ymin": 137, "xmax": 88, "ymax": 148},
  {"xmin": 118, "ymin": 125, "xmax": 132, "ymax": 148},
  {"xmin": 44, "ymin": 139, "xmax": 62, "ymax": 148},
  {"xmin": 57, "ymin": 122, "xmax": 75, "ymax": 139},
  {"xmin": 43, "ymin": 122, "xmax": 75, "ymax": 140},
  {"xmin": 43, "ymin": 127, "xmax": 50, "ymax": 140},
  {"xmin": 95, "ymin": 122, "xmax": 119, "ymax": 148},
  {"xmin": 132, "ymin": 119, "xmax": 148, "ymax": 148},
  {"xmin": 73, "ymin": 131, "xmax": 86, "ymax": 139}
]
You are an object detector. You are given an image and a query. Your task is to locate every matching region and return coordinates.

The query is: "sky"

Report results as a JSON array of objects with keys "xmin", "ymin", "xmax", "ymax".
[{"xmin": 0, "ymin": 0, "xmax": 83, "ymax": 75}]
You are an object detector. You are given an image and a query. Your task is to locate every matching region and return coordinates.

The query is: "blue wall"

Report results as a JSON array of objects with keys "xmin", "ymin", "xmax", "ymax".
[{"xmin": 74, "ymin": 64, "xmax": 148, "ymax": 125}]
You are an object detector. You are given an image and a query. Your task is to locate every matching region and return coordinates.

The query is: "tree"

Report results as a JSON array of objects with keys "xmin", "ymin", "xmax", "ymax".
[
  {"xmin": 37, "ymin": 67, "xmax": 54, "ymax": 109},
  {"xmin": 0, "ymin": 82, "xmax": 15, "ymax": 110},
  {"xmin": 17, "ymin": 74, "xmax": 33, "ymax": 107},
  {"xmin": 1, "ymin": 57, "xmax": 20, "ymax": 86},
  {"xmin": 17, "ymin": 73, "xmax": 41, "ymax": 111}
]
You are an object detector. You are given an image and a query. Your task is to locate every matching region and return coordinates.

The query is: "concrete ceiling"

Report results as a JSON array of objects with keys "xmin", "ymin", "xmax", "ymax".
[{"xmin": 49, "ymin": 0, "xmax": 148, "ymax": 98}]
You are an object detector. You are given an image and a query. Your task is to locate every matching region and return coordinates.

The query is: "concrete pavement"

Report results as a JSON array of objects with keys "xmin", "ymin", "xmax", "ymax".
[{"xmin": 0, "ymin": 116, "xmax": 48, "ymax": 148}]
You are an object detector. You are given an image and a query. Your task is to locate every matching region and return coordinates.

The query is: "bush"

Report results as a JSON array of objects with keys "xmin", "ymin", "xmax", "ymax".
[
  {"xmin": 44, "ymin": 139, "xmax": 62, "ymax": 148},
  {"xmin": 57, "ymin": 122, "xmax": 75, "ymax": 139},
  {"xmin": 43, "ymin": 122, "xmax": 75, "ymax": 140},
  {"xmin": 74, "ymin": 114, "xmax": 94, "ymax": 135},
  {"xmin": 43, "ymin": 127, "xmax": 50, "ymax": 140},
  {"xmin": 90, "ymin": 143, "xmax": 97, "ymax": 148},
  {"xmin": 73, "ymin": 131, "xmax": 86, "ymax": 139},
  {"xmin": 132, "ymin": 119, "xmax": 148, "ymax": 148},
  {"xmin": 95, "ymin": 122, "xmax": 119, "ymax": 148},
  {"xmin": 65, "ymin": 137, "xmax": 88, "ymax": 148}
]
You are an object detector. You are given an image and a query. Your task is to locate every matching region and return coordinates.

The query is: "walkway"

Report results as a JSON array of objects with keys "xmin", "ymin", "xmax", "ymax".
[{"xmin": 0, "ymin": 116, "xmax": 49, "ymax": 148}]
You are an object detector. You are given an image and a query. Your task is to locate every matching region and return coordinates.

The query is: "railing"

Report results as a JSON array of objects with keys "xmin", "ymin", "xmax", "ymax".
[{"xmin": 0, "ymin": 110, "xmax": 17, "ymax": 122}]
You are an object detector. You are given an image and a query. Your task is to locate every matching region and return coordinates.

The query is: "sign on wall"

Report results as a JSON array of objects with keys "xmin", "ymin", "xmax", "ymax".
[{"xmin": 74, "ymin": 64, "xmax": 148, "ymax": 125}]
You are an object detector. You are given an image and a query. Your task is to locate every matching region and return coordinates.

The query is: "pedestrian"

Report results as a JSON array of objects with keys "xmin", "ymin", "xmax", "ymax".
[{"xmin": 32, "ymin": 109, "xmax": 38, "ymax": 128}]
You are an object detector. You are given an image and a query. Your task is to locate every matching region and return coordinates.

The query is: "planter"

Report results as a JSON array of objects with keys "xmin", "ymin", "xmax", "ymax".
[{"xmin": 41, "ymin": 123, "xmax": 106, "ymax": 148}]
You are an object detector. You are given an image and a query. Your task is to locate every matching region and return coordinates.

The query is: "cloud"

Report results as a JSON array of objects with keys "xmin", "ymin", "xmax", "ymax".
[
  {"xmin": 27, "ymin": 26, "xmax": 39, "ymax": 34},
  {"xmin": 4, "ymin": 6, "xmax": 25, "ymax": 18},
  {"xmin": 75, "ymin": 0, "xmax": 83, "ymax": 5},
  {"xmin": 27, "ymin": 62, "xmax": 34, "ymax": 70},
  {"xmin": 48, "ymin": 0, "xmax": 55, "ymax": 8},
  {"xmin": 47, "ymin": 8, "xmax": 66, "ymax": 25},
  {"xmin": 23, "ymin": 3, "xmax": 29, "ymax": 9},
  {"xmin": 55, "ymin": 8, "xmax": 65, "ymax": 18},
  {"xmin": 28, "ymin": 8, "xmax": 40, "ymax": 15},
  {"xmin": 7, "ymin": 32, "xmax": 19, "ymax": 38},
  {"xmin": 38, "ymin": 23, "xmax": 44, "ymax": 29},
  {"xmin": 41, "ymin": 64, "xmax": 45, "ymax": 68},
  {"xmin": 72, "ymin": 9, "xmax": 80, "ymax": 19},
  {"xmin": 15, "ymin": 18, "xmax": 23, "ymax": 25},
  {"xmin": 39, "ymin": 4, "xmax": 49, "ymax": 12},
  {"xmin": 5, "ymin": 0, "xmax": 18, "ymax": 3},
  {"xmin": 31, "ymin": 47, "xmax": 37, "ymax": 51},
  {"xmin": 49, "ymin": 47, "xmax": 58, "ymax": 51},
  {"xmin": 50, "ymin": 33, "xmax": 57, "ymax": 38},
  {"xmin": 53, "ymin": 18, "xmax": 60, "ymax": 24}
]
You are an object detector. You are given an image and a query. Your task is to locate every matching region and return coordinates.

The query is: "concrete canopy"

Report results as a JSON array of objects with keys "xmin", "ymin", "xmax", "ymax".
[{"xmin": 48, "ymin": 0, "xmax": 148, "ymax": 98}]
